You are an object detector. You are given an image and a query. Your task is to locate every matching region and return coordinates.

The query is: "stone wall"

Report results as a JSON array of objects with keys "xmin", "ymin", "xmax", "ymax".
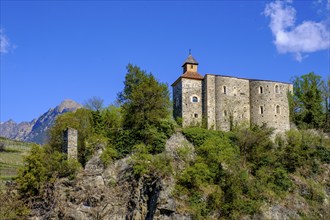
[
  {"xmin": 181, "ymin": 78, "xmax": 203, "ymax": 127},
  {"xmin": 63, "ymin": 128, "xmax": 78, "ymax": 160},
  {"xmin": 250, "ymin": 81, "xmax": 292, "ymax": 133},
  {"xmin": 203, "ymin": 75, "xmax": 216, "ymax": 129},
  {"xmin": 172, "ymin": 80, "xmax": 182, "ymax": 121},
  {"xmin": 213, "ymin": 76, "xmax": 250, "ymax": 131},
  {"xmin": 173, "ymin": 71, "xmax": 292, "ymax": 133}
]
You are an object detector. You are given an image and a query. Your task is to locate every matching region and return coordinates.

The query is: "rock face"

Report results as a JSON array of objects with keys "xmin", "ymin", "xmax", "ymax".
[
  {"xmin": 0, "ymin": 99, "xmax": 82, "ymax": 144},
  {"xmin": 33, "ymin": 132, "xmax": 193, "ymax": 220}
]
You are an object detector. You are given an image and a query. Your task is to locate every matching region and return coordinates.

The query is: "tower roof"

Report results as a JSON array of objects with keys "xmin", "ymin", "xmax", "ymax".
[{"xmin": 182, "ymin": 54, "xmax": 199, "ymax": 67}]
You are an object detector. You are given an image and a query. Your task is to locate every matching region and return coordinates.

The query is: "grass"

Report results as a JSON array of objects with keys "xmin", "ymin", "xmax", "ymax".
[{"xmin": 0, "ymin": 137, "xmax": 34, "ymax": 188}]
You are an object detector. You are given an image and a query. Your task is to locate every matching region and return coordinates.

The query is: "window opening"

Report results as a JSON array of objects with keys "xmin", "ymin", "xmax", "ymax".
[
  {"xmin": 192, "ymin": 96, "xmax": 198, "ymax": 103},
  {"xmin": 190, "ymin": 64, "xmax": 193, "ymax": 69},
  {"xmin": 259, "ymin": 86, "xmax": 263, "ymax": 94},
  {"xmin": 260, "ymin": 106, "xmax": 264, "ymax": 114},
  {"xmin": 223, "ymin": 110, "xmax": 227, "ymax": 117},
  {"xmin": 275, "ymin": 85, "xmax": 279, "ymax": 93},
  {"xmin": 194, "ymin": 113, "xmax": 198, "ymax": 118},
  {"xmin": 223, "ymin": 86, "xmax": 227, "ymax": 94},
  {"xmin": 276, "ymin": 105, "xmax": 280, "ymax": 114}
]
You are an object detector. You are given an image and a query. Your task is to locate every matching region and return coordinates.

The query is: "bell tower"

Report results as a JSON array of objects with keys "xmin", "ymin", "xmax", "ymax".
[
  {"xmin": 182, "ymin": 50, "xmax": 199, "ymax": 73},
  {"xmin": 172, "ymin": 52, "xmax": 204, "ymax": 127}
]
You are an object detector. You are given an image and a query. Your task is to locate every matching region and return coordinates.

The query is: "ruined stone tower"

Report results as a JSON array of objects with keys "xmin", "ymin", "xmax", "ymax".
[
  {"xmin": 172, "ymin": 54, "xmax": 293, "ymax": 133},
  {"xmin": 63, "ymin": 128, "xmax": 78, "ymax": 160}
]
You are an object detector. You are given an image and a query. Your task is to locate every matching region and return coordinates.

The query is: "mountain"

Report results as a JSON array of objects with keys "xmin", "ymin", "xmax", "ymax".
[{"xmin": 0, "ymin": 99, "xmax": 82, "ymax": 144}]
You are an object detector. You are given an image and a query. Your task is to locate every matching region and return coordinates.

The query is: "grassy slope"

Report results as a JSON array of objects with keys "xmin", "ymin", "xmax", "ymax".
[{"xmin": 0, "ymin": 137, "xmax": 33, "ymax": 186}]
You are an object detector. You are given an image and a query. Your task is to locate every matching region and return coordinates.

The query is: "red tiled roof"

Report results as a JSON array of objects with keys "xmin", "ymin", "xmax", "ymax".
[
  {"xmin": 181, "ymin": 71, "xmax": 204, "ymax": 80},
  {"xmin": 171, "ymin": 71, "xmax": 204, "ymax": 86}
]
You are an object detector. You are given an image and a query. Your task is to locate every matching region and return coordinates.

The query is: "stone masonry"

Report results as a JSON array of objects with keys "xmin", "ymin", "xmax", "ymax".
[
  {"xmin": 172, "ymin": 54, "xmax": 293, "ymax": 133},
  {"xmin": 63, "ymin": 128, "xmax": 78, "ymax": 160}
]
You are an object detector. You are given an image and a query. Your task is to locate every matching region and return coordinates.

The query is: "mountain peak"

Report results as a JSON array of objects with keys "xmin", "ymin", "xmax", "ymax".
[{"xmin": 57, "ymin": 99, "xmax": 82, "ymax": 113}]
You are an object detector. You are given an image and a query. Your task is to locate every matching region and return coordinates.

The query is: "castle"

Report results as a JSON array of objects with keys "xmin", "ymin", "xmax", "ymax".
[{"xmin": 172, "ymin": 54, "xmax": 293, "ymax": 133}]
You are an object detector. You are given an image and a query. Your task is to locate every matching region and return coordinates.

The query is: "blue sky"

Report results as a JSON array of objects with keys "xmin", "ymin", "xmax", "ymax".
[{"xmin": 1, "ymin": 0, "xmax": 329, "ymax": 122}]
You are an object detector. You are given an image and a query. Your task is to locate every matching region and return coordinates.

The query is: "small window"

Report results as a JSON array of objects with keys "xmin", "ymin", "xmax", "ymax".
[
  {"xmin": 223, "ymin": 110, "xmax": 227, "ymax": 117},
  {"xmin": 223, "ymin": 86, "xmax": 227, "ymax": 94},
  {"xmin": 194, "ymin": 113, "xmax": 198, "ymax": 118},
  {"xmin": 260, "ymin": 106, "xmax": 264, "ymax": 114},
  {"xmin": 259, "ymin": 86, "xmax": 263, "ymax": 94},
  {"xmin": 190, "ymin": 64, "xmax": 193, "ymax": 69},
  {"xmin": 276, "ymin": 105, "xmax": 280, "ymax": 114},
  {"xmin": 192, "ymin": 96, "xmax": 198, "ymax": 103},
  {"xmin": 275, "ymin": 85, "xmax": 279, "ymax": 93}
]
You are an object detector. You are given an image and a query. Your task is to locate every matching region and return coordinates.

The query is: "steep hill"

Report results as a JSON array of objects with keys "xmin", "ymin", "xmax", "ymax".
[{"xmin": 0, "ymin": 99, "xmax": 82, "ymax": 144}]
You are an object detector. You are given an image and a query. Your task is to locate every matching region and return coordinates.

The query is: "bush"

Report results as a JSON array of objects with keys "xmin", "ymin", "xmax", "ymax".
[{"xmin": 16, "ymin": 145, "xmax": 81, "ymax": 198}]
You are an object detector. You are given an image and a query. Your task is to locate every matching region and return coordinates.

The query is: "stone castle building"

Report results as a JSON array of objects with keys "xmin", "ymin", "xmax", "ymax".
[{"xmin": 172, "ymin": 54, "xmax": 293, "ymax": 133}]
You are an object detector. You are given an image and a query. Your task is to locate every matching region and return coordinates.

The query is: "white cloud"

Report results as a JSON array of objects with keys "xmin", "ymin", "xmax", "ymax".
[
  {"xmin": 264, "ymin": 1, "xmax": 330, "ymax": 62},
  {"xmin": 0, "ymin": 29, "xmax": 11, "ymax": 54}
]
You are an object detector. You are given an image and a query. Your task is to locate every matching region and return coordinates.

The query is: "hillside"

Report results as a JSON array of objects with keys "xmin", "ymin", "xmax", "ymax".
[
  {"xmin": 0, "ymin": 137, "xmax": 34, "ymax": 187},
  {"xmin": 0, "ymin": 99, "xmax": 82, "ymax": 144},
  {"xmin": 9, "ymin": 128, "xmax": 330, "ymax": 219}
]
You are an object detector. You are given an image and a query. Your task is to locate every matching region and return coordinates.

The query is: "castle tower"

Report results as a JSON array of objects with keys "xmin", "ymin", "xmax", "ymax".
[
  {"xmin": 172, "ymin": 53, "xmax": 204, "ymax": 127},
  {"xmin": 63, "ymin": 128, "xmax": 78, "ymax": 160}
]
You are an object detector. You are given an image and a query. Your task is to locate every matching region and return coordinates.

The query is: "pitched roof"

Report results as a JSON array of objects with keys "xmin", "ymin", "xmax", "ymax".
[
  {"xmin": 171, "ymin": 71, "xmax": 204, "ymax": 86},
  {"xmin": 182, "ymin": 54, "xmax": 199, "ymax": 66},
  {"xmin": 181, "ymin": 71, "xmax": 204, "ymax": 80}
]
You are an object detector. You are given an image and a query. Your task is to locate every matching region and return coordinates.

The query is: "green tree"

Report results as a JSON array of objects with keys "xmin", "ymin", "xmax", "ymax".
[
  {"xmin": 48, "ymin": 108, "xmax": 94, "ymax": 165},
  {"xmin": 117, "ymin": 64, "xmax": 173, "ymax": 153},
  {"xmin": 321, "ymin": 76, "xmax": 330, "ymax": 130},
  {"xmin": 118, "ymin": 64, "xmax": 171, "ymax": 129},
  {"xmin": 291, "ymin": 72, "xmax": 324, "ymax": 129}
]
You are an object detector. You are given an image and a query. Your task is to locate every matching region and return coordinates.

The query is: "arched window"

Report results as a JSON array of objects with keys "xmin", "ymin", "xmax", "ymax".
[
  {"xmin": 259, "ymin": 86, "xmax": 263, "ymax": 94},
  {"xmin": 260, "ymin": 106, "xmax": 264, "ymax": 114},
  {"xmin": 275, "ymin": 84, "xmax": 279, "ymax": 93},
  {"xmin": 194, "ymin": 113, "xmax": 198, "ymax": 118},
  {"xmin": 276, "ymin": 105, "xmax": 280, "ymax": 114},
  {"xmin": 223, "ymin": 86, "xmax": 227, "ymax": 94},
  {"xmin": 223, "ymin": 110, "xmax": 227, "ymax": 117},
  {"xmin": 190, "ymin": 64, "xmax": 194, "ymax": 69},
  {"xmin": 192, "ymin": 96, "xmax": 198, "ymax": 103}
]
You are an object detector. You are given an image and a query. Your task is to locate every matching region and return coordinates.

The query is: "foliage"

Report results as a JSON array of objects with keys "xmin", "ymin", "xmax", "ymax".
[
  {"xmin": 16, "ymin": 145, "xmax": 81, "ymax": 198},
  {"xmin": 117, "ymin": 64, "xmax": 174, "ymax": 154},
  {"xmin": 0, "ymin": 185, "xmax": 30, "ymax": 219},
  {"xmin": 100, "ymin": 145, "xmax": 118, "ymax": 166},
  {"xmin": 83, "ymin": 96, "xmax": 104, "ymax": 112},
  {"xmin": 130, "ymin": 144, "xmax": 172, "ymax": 178},
  {"xmin": 291, "ymin": 72, "xmax": 325, "ymax": 129},
  {"xmin": 178, "ymin": 126, "xmax": 330, "ymax": 219}
]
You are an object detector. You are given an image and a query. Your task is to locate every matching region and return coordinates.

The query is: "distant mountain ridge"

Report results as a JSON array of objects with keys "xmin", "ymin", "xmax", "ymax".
[{"xmin": 0, "ymin": 99, "xmax": 82, "ymax": 144}]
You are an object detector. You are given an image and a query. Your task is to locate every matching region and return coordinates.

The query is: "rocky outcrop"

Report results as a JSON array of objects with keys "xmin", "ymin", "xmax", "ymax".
[
  {"xmin": 0, "ymin": 99, "xmax": 82, "ymax": 144},
  {"xmin": 31, "ymin": 132, "xmax": 193, "ymax": 220}
]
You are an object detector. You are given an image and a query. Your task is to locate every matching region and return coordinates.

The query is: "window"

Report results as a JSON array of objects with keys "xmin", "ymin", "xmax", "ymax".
[
  {"xmin": 260, "ymin": 106, "xmax": 264, "ymax": 114},
  {"xmin": 223, "ymin": 110, "xmax": 227, "ymax": 117},
  {"xmin": 259, "ymin": 86, "xmax": 263, "ymax": 94},
  {"xmin": 194, "ymin": 113, "xmax": 198, "ymax": 118},
  {"xmin": 192, "ymin": 96, "xmax": 198, "ymax": 102},
  {"xmin": 276, "ymin": 105, "xmax": 280, "ymax": 114},
  {"xmin": 275, "ymin": 85, "xmax": 279, "ymax": 93},
  {"xmin": 191, "ymin": 64, "xmax": 193, "ymax": 69},
  {"xmin": 223, "ymin": 86, "xmax": 227, "ymax": 94}
]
